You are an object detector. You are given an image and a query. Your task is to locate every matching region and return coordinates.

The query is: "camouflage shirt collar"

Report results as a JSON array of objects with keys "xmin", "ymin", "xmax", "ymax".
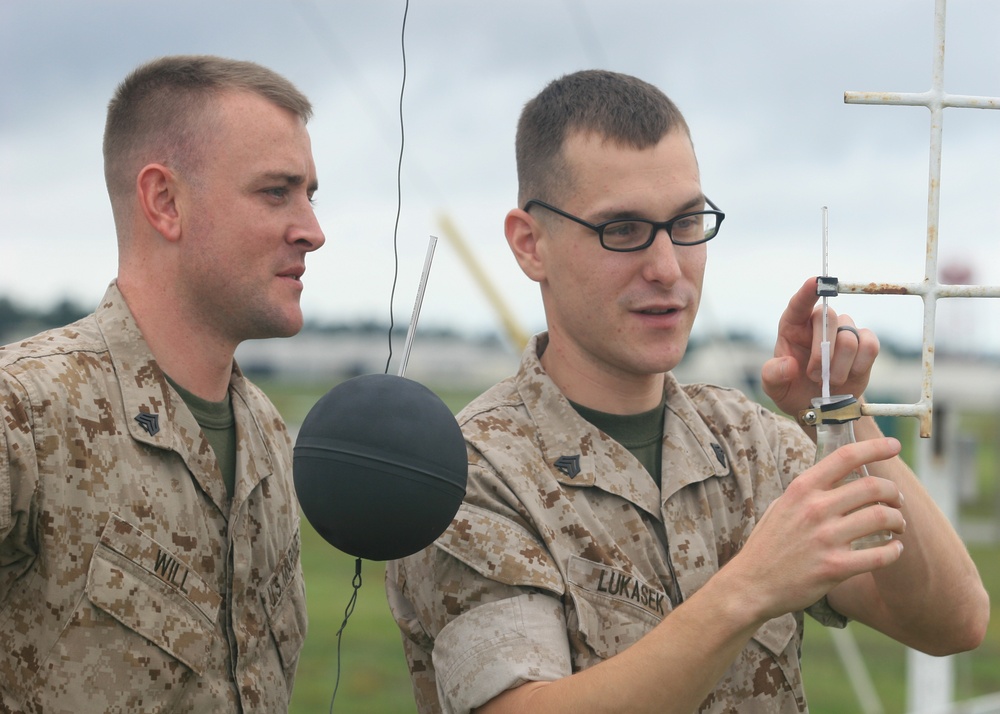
[
  {"xmin": 95, "ymin": 282, "xmax": 177, "ymax": 449},
  {"xmin": 516, "ymin": 333, "xmax": 728, "ymax": 505},
  {"xmin": 94, "ymin": 282, "xmax": 266, "ymax": 510}
]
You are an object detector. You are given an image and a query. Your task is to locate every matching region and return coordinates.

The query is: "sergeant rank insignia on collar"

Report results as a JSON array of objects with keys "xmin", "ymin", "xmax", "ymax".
[
  {"xmin": 711, "ymin": 443, "xmax": 727, "ymax": 468},
  {"xmin": 554, "ymin": 455, "xmax": 581, "ymax": 478},
  {"xmin": 135, "ymin": 412, "xmax": 160, "ymax": 436}
]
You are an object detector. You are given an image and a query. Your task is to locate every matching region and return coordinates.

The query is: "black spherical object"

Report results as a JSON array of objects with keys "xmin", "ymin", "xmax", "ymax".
[{"xmin": 293, "ymin": 374, "xmax": 468, "ymax": 561}]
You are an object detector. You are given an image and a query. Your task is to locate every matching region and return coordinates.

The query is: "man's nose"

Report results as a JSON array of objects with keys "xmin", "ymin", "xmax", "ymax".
[
  {"xmin": 640, "ymin": 227, "xmax": 682, "ymax": 284},
  {"xmin": 290, "ymin": 204, "xmax": 326, "ymax": 252}
]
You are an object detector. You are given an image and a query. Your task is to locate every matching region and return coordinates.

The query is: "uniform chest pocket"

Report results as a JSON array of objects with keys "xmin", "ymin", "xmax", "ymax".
[
  {"xmin": 566, "ymin": 556, "xmax": 667, "ymax": 659},
  {"xmin": 83, "ymin": 515, "xmax": 222, "ymax": 674}
]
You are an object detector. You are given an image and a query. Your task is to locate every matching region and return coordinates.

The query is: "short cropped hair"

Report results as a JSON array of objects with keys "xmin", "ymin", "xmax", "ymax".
[
  {"xmin": 103, "ymin": 55, "xmax": 312, "ymax": 227},
  {"xmin": 515, "ymin": 69, "xmax": 690, "ymax": 206}
]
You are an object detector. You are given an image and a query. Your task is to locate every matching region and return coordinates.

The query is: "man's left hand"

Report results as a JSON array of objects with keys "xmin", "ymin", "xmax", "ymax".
[{"xmin": 761, "ymin": 277, "xmax": 880, "ymax": 418}]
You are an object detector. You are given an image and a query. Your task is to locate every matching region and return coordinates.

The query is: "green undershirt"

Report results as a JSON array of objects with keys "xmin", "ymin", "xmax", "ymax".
[
  {"xmin": 570, "ymin": 400, "xmax": 666, "ymax": 487},
  {"xmin": 166, "ymin": 375, "xmax": 237, "ymax": 499}
]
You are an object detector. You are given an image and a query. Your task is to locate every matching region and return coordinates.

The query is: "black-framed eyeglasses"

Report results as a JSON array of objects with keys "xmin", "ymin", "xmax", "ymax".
[{"xmin": 523, "ymin": 197, "xmax": 725, "ymax": 252}]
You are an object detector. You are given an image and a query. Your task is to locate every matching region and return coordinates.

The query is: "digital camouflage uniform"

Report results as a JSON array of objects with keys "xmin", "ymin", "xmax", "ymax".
[
  {"xmin": 387, "ymin": 333, "xmax": 846, "ymax": 714},
  {"xmin": 0, "ymin": 283, "xmax": 307, "ymax": 713}
]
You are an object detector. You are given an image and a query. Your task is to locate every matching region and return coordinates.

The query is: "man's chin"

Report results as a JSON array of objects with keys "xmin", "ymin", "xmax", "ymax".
[
  {"xmin": 272, "ymin": 318, "xmax": 305, "ymax": 339},
  {"xmin": 243, "ymin": 309, "xmax": 304, "ymax": 341},
  {"xmin": 651, "ymin": 343, "xmax": 689, "ymax": 375}
]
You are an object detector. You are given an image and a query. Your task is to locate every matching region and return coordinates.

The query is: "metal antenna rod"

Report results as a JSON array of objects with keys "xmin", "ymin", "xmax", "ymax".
[
  {"xmin": 820, "ymin": 207, "xmax": 831, "ymax": 399},
  {"xmin": 397, "ymin": 236, "xmax": 439, "ymax": 378}
]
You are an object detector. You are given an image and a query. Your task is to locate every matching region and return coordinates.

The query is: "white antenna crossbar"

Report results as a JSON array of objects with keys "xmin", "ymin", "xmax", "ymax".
[{"xmin": 839, "ymin": 0, "xmax": 1000, "ymax": 437}]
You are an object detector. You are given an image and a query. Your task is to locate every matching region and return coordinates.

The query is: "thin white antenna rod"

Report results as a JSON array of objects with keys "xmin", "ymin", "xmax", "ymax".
[
  {"xmin": 397, "ymin": 235, "xmax": 439, "ymax": 378},
  {"xmin": 820, "ymin": 207, "xmax": 831, "ymax": 399}
]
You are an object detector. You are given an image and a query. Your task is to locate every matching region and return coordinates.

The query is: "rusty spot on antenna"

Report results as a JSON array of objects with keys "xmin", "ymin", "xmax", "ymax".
[{"xmin": 861, "ymin": 282, "xmax": 911, "ymax": 295}]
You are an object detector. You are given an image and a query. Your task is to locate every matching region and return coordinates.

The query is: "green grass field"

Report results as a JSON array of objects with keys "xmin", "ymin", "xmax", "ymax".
[{"xmin": 258, "ymin": 377, "xmax": 1000, "ymax": 713}]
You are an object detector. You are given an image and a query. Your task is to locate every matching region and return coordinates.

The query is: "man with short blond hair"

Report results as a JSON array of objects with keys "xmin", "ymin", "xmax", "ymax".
[{"xmin": 0, "ymin": 55, "xmax": 325, "ymax": 712}]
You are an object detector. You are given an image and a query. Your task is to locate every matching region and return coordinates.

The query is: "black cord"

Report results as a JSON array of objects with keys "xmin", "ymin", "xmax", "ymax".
[
  {"xmin": 384, "ymin": 0, "xmax": 410, "ymax": 374},
  {"xmin": 329, "ymin": 558, "xmax": 363, "ymax": 714},
  {"xmin": 329, "ymin": 2, "xmax": 409, "ymax": 711}
]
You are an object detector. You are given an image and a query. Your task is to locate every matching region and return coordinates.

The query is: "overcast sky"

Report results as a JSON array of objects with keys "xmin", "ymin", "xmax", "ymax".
[{"xmin": 2, "ymin": 0, "xmax": 998, "ymax": 357}]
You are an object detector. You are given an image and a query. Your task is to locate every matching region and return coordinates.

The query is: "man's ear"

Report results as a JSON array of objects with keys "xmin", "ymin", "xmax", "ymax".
[
  {"xmin": 505, "ymin": 208, "xmax": 546, "ymax": 283},
  {"xmin": 136, "ymin": 164, "xmax": 182, "ymax": 242}
]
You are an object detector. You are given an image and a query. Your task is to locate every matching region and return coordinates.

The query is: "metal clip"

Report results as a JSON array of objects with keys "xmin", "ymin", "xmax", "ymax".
[
  {"xmin": 798, "ymin": 395, "xmax": 863, "ymax": 427},
  {"xmin": 816, "ymin": 275, "xmax": 839, "ymax": 297}
]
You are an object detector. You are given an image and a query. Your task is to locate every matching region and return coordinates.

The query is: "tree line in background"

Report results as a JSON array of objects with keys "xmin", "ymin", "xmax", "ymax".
[
  {"xmin": 0, "ymin": 293, "xmax": 948, "ymax": 360},
  {"xmin": 0, "ymin": 294, "xmax": 504, "ymax": 346}
]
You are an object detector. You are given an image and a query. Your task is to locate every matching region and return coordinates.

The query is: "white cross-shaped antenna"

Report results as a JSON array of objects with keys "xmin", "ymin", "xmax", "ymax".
[{"xmin": 836, "ymin": 0, "xmax": 1000, "ymax": 438}]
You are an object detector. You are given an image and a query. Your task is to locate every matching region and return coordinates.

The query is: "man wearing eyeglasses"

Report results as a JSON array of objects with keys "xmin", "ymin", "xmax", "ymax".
[{"xmin": 386, "ymin": 70, "xmax": 987, "ymax": 714}]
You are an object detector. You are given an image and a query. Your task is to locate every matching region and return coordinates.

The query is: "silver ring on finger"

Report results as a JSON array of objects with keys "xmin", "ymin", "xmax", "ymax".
[{"xmin": 836, "ymin": 325, "xmax": 860, "ymax": 340}]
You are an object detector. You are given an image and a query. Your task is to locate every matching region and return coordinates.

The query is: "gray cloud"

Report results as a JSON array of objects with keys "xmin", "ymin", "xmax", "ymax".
[{"xmin": 2, "ymin": 0, "xmax": 998, "ymax": 354}]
